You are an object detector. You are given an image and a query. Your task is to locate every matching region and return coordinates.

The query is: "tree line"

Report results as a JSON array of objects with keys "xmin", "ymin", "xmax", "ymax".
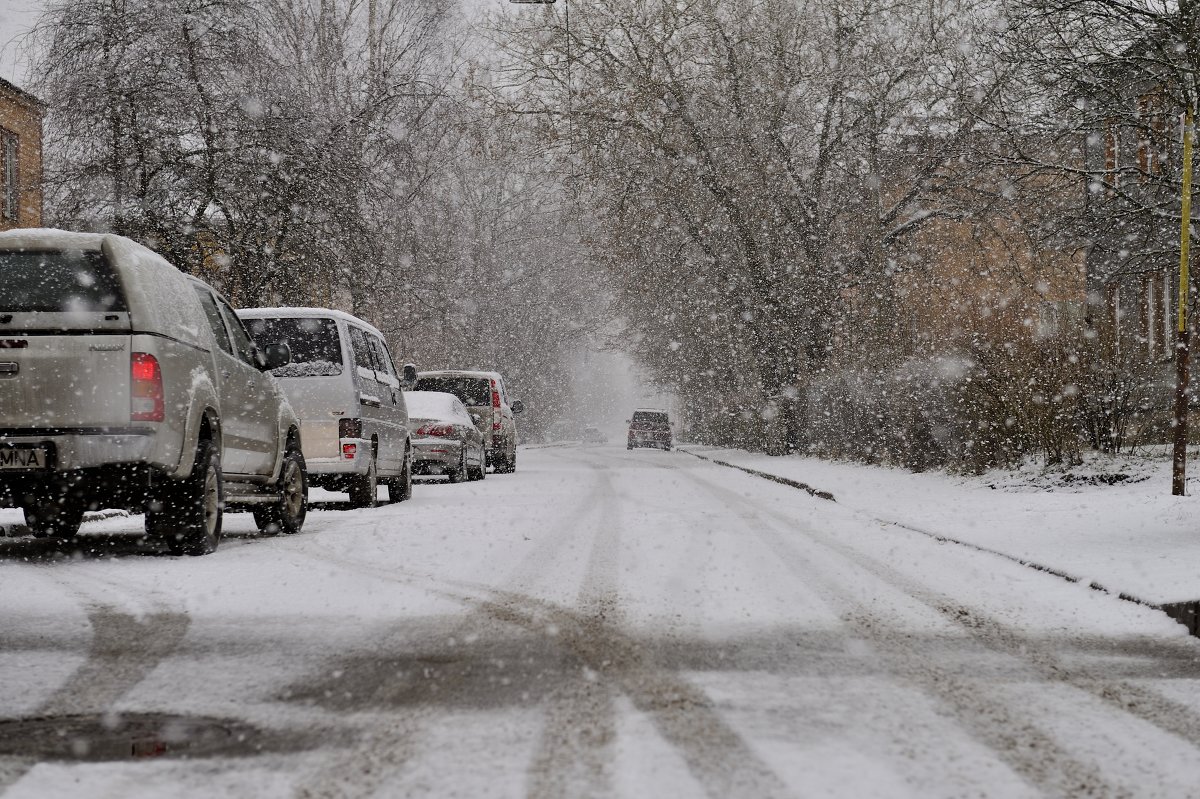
[
  {"xmin": 493, "ymin": 0, "xmax": 1200, "ymax": 468},
  {"xmin": 25, "ymin": 0, "xmax": 602, "ymax": 436},
  {"xmin": 25, "ymin": 0, "xmax": 1200, "ymax": 464}
]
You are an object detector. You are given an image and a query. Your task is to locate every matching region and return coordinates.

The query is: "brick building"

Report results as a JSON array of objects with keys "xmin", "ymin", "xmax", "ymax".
[{"xmin": 0, "ymin": 77, "xmax": 43, "ymax": 231}]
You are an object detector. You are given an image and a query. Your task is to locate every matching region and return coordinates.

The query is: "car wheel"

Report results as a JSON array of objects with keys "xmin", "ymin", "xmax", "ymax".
[
  {"xmin": 22, "ymin": 491, "xmax": 85, "ymax": 540},
  {"xmin": 469, "ymin": 445, "xmax": 486, "ymax": 481},
  {"xmin": 163, "ymin": 438, "xmax": 223, "ymax": 556},
  {"xmin": 387, "ymin": 448, "xmax": 413, "ymax": 502},
  {"xmin": 349, "ymin": 455, "xmax": 378, "ymax": 508},
  {"xmin": 253, "ymin": 447, "xmax": 307, "ymax": 536},
  {"xmin": 448, "ymin": 447, "xmax": 467, "ymax": 483}
]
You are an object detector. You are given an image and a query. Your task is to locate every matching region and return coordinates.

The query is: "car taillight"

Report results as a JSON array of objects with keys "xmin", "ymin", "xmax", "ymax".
[
  {"xmin": 339, "ymin": 418, "xmax": 363, "ymax": 438},
  {"xmin": 342, "ymin": 443, "xmax": 357, "ymax": 459},
  {"xmin": 416, "ymin": 424, "xmax": 456, "ymax": 437},
  {"xmin": 130, "ymin": 353, "xmax": 164, "ymax": 422},
  {"xmin": 490, "ymin": 379, "xmax": 501, "ymax": 409}
]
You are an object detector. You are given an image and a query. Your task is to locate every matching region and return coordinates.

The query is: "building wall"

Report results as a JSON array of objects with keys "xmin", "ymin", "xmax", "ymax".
[{"xmin": 0, "ymin": 79, "xmax": 43, "ymax": 231}]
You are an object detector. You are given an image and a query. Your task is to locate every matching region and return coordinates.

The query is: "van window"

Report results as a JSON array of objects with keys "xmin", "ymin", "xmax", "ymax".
[
  {"xmin": 369, "ymin": 335, "xmax": 396, "ymax": 379},
  {"xmin": 349, "ymin": 326, "xmax": 378, "ymax": 372},
  {"xmin": 412, "ymin": 376, "xmax": 491, "ymax": 407},
  {"xmin": 243, "ymin": 316, "xmax": 343, "ymax": 377},
  {"xmin": 0, "ymin": 250, "xmax": 126, "ymax": 313}
]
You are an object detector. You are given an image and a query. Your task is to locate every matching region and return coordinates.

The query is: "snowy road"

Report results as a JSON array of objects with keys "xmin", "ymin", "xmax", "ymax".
[{"xmin": 3, "ymin": 445, "xmax": 1200, "ymax": 797}]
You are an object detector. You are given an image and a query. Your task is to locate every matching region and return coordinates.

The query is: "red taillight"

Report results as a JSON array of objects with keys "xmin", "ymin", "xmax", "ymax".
[
  {"xmin": 130, "ymin": 353, "xmax": 164, "ymax": 422},
  {"xmin": 490, "ymin": 379, "xmax": 501, "ymax": 409},
  {"xmin": 416, "ymin": 424, "xmax": 455, "ymax": 437},
  {"xmin": 339, "ymin": 418, "xmax": 363, "ymax": 438},
  {"xmin": 342, "ymin": 443, "xmax": 357, "ymax": 459}
]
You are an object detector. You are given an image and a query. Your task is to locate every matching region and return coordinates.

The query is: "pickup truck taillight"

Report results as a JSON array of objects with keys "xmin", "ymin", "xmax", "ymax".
[{"xmin": 130, "ymin": 353, "xmax": 164, "ymax": 422}]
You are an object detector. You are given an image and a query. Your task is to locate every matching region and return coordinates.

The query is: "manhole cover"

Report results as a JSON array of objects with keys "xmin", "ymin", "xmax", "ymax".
[{"xmin": 0, "ymin": 713, "xmax": 292, "ymax": 762}]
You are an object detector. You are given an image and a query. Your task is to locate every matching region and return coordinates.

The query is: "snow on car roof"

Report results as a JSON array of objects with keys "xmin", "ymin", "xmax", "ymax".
[
  {"xmin": 404, "ymin": 391, "xmax": 467, "ymax": 421},
  {"xmin": 633, "ymin": 408, "xmax": 669, "ymax": 414},
  {"xmin": 0, "ymin": 228, "xmax": 107, "ymax": 251},
  {"xmin": 237, "ymin": 306, "xmax": 387, "ymax": 342},
  {"xmin": 418, "ymin": 369, "xmax": 504, "ymax": 383}
]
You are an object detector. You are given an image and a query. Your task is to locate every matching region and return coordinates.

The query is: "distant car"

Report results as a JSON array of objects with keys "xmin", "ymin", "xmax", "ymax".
[
  {"xmin": 239, "ymin": 308, "xmax": 414, "ymax": 507},
  {"xmin": 627, "ymin": 409, "xmax": 673, "ymax": 450},
  {"xmin": 413, "ymin": 370, "xmax": 524, "ymax": 473},
  {"xmin": 582, "ymin": 426, "xmax": 607, "ymax": 444},
  {"xmin": 0, "ymin": 229, "xmax": 306, "ymax": 554},
  {"xmin": 405, "ymin": 391, "xmax": 486, "ymax": 482}
]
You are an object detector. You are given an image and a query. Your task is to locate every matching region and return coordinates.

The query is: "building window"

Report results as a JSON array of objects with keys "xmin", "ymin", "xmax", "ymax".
[{"xmin": 1, "ymin": 129, "xmax": 17, "ymax": 222}]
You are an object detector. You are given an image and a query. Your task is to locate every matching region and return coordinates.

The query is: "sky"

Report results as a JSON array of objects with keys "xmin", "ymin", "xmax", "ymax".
[{"xmin": 0, "ymin": 0, "xmax": 41, "ymax": 85}]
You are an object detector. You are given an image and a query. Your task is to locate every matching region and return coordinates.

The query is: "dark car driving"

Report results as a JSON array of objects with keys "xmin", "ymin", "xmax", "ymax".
[{"xmin": 627, "ymin": 409, "xmax": 672, "ymax": 450}]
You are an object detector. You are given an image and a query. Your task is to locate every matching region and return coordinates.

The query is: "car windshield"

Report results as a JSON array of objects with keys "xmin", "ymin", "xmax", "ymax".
[
  {"xmin": 413, "ymin": 376, "xmax": 491, "ymax": 407},
  {"xmin": 242, "ymin": 316, "xmax": 343, "ymax": 377},
  {"xmin": 0, "ymin": 250, "xmax": 126, "ymax": 313}
]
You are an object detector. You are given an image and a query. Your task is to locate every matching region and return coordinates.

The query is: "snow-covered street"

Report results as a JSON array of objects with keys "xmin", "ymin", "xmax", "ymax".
[{"xmin": 3, "ymin": 444, "xmax": 1200, "ymax": 797}]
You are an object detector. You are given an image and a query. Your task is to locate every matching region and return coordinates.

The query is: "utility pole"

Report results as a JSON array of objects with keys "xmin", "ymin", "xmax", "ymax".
[{"xmin": 1173, "ymin": 106, "xmax": 1194, "ymax": 496}]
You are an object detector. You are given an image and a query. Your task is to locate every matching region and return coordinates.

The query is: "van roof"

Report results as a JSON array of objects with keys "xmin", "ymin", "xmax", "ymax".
[
  {"xmin": 418, "ymin": 369, "xmax": 504, "ymax": 383},
  {"xmin": 237, "ymin": 306, "xmax": 387, "ymax": 342}
]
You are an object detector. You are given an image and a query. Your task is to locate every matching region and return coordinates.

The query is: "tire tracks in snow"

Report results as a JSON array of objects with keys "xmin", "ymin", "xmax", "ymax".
[
  {"xmin": 293, "ymin": 458, "xmax": 625, "ymax": 798},
  {"xmin": 294, "ymin": 452, "xmax": 791, "ymax": 799},
  {"xmin": 680, "ymin": 462, "xmax": 1200, "ymax": 749},
  {"xmin": 0, "ymin": 571, "xmax": 190, "ymax": 794},
  {"xmin": 515, "ymin": 447, "xmax": 792, "ymax": 799},
  {"xmin": 677, "ymin": 460, "xmax": 1200, "ymax": 797},
  {"xmin": 525, "ymin": 458, "xmax": 621, "ymax": 799}
]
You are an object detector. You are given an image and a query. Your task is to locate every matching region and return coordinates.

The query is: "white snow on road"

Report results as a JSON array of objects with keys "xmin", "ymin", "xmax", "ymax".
[{"xmin": 1, "ymin": 445, "xmax": 1199, "ymax": 797}]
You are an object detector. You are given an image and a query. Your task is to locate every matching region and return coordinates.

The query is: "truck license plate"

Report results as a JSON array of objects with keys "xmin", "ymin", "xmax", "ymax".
[{"xmin": 0, "ymin": 447, "xmax": 47, "ymax": 469}]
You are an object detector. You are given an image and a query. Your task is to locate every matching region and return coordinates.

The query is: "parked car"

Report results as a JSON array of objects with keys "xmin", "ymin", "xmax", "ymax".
[
  {"xmin": 405, "ymin": 391, "xmax": 486, "ymax": 482},
  {"xmin": 412, "ymin": 370, "xmax": 524, "ymax": 473},
  {"xmin": 239, "ymin": 307, "xmax": 414, "ymax": 507},
  {"xmin": 627, "ymin": 409, "xmax": 673, "ymax": 450},
  {"xmin": 582, "ymin": 426, "xmax": 607, "ymax": 444},
  {"xmin": 0, "ymin": 229, "xmax": 307, "ymax": 554}
]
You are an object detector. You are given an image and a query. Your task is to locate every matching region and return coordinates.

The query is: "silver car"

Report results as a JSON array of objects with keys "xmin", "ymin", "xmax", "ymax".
[
  {"xmin": 405, "ymin": 391, "xmax": 486, "ymax": 482},
  {"xmin": 413, "ymin": 370, "xmax": 524, "ymax": 473},
  {"xmin": 239, "ymin": 308, "xmax": 413, "ymax": 506},
  {"xmin": 0, "ymin": 229, "xmax": 307, "ymax": 554}
]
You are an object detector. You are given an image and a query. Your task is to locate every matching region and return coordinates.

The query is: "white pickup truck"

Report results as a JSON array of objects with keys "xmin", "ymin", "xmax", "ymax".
[{"xmin": 0, "ymin": 229, "xmax": 307, "ymax": 554}]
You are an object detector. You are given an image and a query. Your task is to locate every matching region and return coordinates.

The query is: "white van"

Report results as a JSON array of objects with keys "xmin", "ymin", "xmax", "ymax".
[{"xmin": 239, "ymin": 308, "xmax": 413, "ymax": 506}]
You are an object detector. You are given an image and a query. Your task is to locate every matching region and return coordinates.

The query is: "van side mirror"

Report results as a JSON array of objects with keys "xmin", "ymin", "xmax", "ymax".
[
  {"xmin": 402, "ymin": 362, "xmax": 419, "ymax": 389},
  {"xmin": 511, "ymin": 399, "xmax": 525, "ymax": 415},
  {"xmin": 261, "ymin": 343, "xmax": 291, "ymax": 371}
]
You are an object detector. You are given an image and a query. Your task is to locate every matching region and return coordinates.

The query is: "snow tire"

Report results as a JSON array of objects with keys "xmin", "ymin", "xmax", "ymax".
[{"xmin": 254, "ymin": 448, "xmax": 307, "ymax": 536}]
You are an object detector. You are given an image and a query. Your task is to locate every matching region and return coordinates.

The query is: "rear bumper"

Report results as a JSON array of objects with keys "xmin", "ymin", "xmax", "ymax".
[
  {"xmin": 627, "ymin": 431, "xmax": 672, "ymax": 447},
  {"xmin": 412, "ymin": 439, "xmax": 464, "ymax": 472},
  {"xmin": 0, "ymin": 428, "xmax": 157, "ymax": 471},
  {"xmin": 303, "ymin": 437, "xmax": 372, "ymax": 476}
]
